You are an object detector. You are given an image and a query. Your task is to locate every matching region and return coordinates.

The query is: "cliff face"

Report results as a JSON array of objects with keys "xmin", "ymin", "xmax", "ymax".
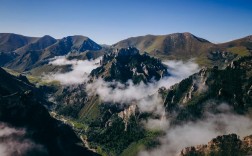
[
  {"xmin": 0, "ymin": 66, "xmax": 99, "ymax": 156},
  {"xmin": 180, "ymin": 134, "xmax": 252, "ymax": 156},
  {"xmin": 164, "ymin": 56, "xmax": 252, "ymax": 123},
  {"xmin": 0, "ymin": 92, "xmax": 99, "ymax": 156}
]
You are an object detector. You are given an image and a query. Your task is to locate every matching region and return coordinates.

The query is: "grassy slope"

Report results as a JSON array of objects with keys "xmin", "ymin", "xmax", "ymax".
[
  {"xmin": 113, "ymin": 33, "xmax": 252, "ymax": 67},
  {"xmin": 120, "ymin": 131, "xmax": 161, "ymax": 156}
]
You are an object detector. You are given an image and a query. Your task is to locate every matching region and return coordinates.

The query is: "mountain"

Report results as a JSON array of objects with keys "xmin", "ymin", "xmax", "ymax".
[
  {"xmin": 53, "ymin": 47, "xmax": 170, "ymax": 119},
  {"xmin": 86, "ymin": 55, "xmax": 251, "ymax": 155},
  {"xmin": 1, "ymin": 33, "xmax": 251, "ymax": 72},
  {"xmin": 14, "ymin": 35, "xmax": 57, "ymax": 54},
  {"xmin": 90, "ymin": 47, "xmax": 169, "ymax": 84},
  {"xmin": 113, "ymin": 33, "xmax": 252, "ymax": 67},
  {"xmin": 39, "ymin": 35, "xmax": 102, "ymax": 59},
  {"xmin": 0, "ymin": 67, "xmax": 99, "ymax": 156},
  {"xmin": 217, "ymin": 35, "xmax": 252, "ymax": 56},
  {"xmin": 113, "ymin": 33, "xmax": 212, "ymax": 56},
  {"xmin": 0, "ymin": 92, "xmax": 99, "ymax": 156},
  {"xmin": 0, "ymin": 33, "xmax": 38, "ymax": 52},
  {"xmin": 0, "ymin": 67, "xmax": 54, "ymax": 108},
  {"xmin": 1, "ymin": 32, "xmax": 252, "ymax": 156},
  {"xmin": 27, "ymin": 46, "xmax": 111, "ymax": 77},
  {"xmin": 164, "ymin": 56, "xmax": 252, "ymax": 123},
  {"xmin": 0, "ymin": 33, "xmax": 102, "ymax": 72},
  {"xmin": 113, "ymin": 33, "xmax": 213, "ymax": 63},
  {"xmin": 0, "ymin": 51, "xmax": 18, "ymax": 66},
  {"xmin": 50, "ymin": 50, "xmax": 252, "ymax": 155},
  {"xmin": 0, "ymin": 67, "xmax": 35, "ymax": 96},
  {"xmin": 180, "ymin": 134, "xmax": 252, "ymax": 156},
  {"xmin": 48, "ymin": 48, "xmax": 170, "ymax": 155}
]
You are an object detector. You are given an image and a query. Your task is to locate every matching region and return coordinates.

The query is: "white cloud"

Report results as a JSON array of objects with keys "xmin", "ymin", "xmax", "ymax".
[
  {"xmin": 0, "ymin": 122, "xmax": 47, "ymax": 156},
  {"xmin": 163, "ymin": 60, "xmax": 199, "ymax": 79},
  {"xmin": 46, "ymin": 56, "xmax": 101, "ymax": 85},
  {"xmin": 138, "ymin": 104, "xmax": 252, "ymax": 156},
  {"xmin": 86, "ymin": 60, "xmax": 199, "ymax": 114},
  {"xmin": 45, "ymin": 57, "xmax": 252, "ymax": 156}
]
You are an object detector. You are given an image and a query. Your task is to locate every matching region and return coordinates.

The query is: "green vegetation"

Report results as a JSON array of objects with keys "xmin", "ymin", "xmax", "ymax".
[
  {"xmin": 165, "ymin": 56, "xmax": 252, "ymax": 124},
  {"xmin": 88, "ymin": 115, "xmax": 145, "ymax": 155},
  {"xmin": 79, "ymin": 95, "xmax": 101, "ymax": 122},
  {"xmin": 228, "ymin": 46, "xmax": 250, "ymax": 56},
  {"xmin": 120, "ymin": 131, "xmax": 161, "ymax": 156},
  {"xmin": 2, "ymin": 67, "xmax": 20, "ymax": 76}
]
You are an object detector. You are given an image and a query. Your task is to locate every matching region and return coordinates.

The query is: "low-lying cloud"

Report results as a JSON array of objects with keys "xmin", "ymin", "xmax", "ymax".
[
  {"xmin": 46, "ymin": 56, "xmax": 101, "ymax": 85},
  {"xmin": 44, "ymin": 56, "xmax": 252, "ymax": 155},
  {"xmin": 86, "ymin": 60, "xmax": 199, "ymax": 114},
  {"xmin": 163, "ymin": 60, "xmax": 199, "ymax": 79},
  {"xmin": 138, "ymin": 103, "xmax": 252, "ymax": 156},
  {"xmin": 46, "ymin": 58, "xmax": 200, "ymax": 115},
  {"xmin": 47, "ymin": 57, "xmax": 201, "ymax": 127},
  {"xmin": 0, "ymin": 122, "xmax": 48, "ymax": 156}
]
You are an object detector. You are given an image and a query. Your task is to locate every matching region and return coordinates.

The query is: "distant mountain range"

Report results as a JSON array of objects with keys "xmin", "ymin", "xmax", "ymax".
[
  {"xmin": 113, "ymin": 32, "xmax": 252, "ymax": 66},
  {"xmin": 1, "ymin": 32, "xmax": 251, "ymax": 73},
  {"xmin": 0, "ymin": 33, "xmax": 102, "ymax": 71}
]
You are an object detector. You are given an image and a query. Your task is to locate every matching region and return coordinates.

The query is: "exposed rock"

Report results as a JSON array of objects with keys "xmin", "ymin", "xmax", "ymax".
[
  {"xmin": 164, "ymin": 56, "xmax": 252, "ymax": 122},
  {"xmin": 117, "ymin": 47, "xmax": 139, "ymax": 56},
  {"xmin": 180, "ymin": 134, "xmax": 249, "ymax": 156},
  {"xmin": 118, "ymin": 105, "xmax": 137, "ymax": 131},
  {"xmin": 90, "ymin": 47, "xmax": 169, "ymax": 84}
]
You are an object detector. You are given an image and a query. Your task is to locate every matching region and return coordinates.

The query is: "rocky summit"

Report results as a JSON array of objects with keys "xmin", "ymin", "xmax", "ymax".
[
  {"xmin": 91, "ymin": 47, "xmax": 169, "ymax": 84},
  {"xmin": 180, "ymin": 134, "xmax": 252, "ymax": 156}
]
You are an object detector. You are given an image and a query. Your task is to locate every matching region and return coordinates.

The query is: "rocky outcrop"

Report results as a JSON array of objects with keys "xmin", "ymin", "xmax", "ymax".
[
  {"xmin": 180, "ymin": 134, "xmax": 252, "ymax": 156},
  {"xmin": 54, "ymin": 84, "xmax": 88, "ymax": 118},
  {"xmin": 164, "ymin": 56, "xmax": 252, "ymax": 123},
  {"xmin": 207, "ymin": 50, "xmax": 237, "ymax": 65},
  {"xmin": 118, "ymin": 105, "xmax": 137, "ymax": 131},
  {"xmin": 91, "ymin": 47, "xmax": 169, "ymax": 84}
]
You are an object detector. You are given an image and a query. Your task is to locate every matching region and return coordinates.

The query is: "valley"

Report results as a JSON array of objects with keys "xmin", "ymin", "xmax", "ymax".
[{"xmin": 0, "ymin": 32, "xmax": 252, "ymax": 156}]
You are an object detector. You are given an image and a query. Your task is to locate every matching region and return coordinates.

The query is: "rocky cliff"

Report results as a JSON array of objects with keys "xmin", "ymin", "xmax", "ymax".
[{"xmin": 180, "ymin": 134, "xmax": 252, "ymax": 156}]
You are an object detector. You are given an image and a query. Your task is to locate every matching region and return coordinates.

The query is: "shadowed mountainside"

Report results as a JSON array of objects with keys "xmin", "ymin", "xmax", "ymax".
[
  {"xmin": 0, "ymin": 33, "xmax": 102, "ymax": 72},
  {"xmin": 0, "ymin": 66, "xmax": 99, "ymax": 156}
]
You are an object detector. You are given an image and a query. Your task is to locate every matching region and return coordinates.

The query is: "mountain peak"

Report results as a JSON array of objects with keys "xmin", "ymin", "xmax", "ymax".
[
  {"xmin": 113, "ymin": 32, "xmax": 213, "ymax": 61},
  {"xmin": 90, "ymin": 47, "xmax": 169, "ymax": 84},
  {"xmin": 41, "ymin": 35, "xmax": 55, "ymax": 39},
  {"xmin": 117, "ymin": 47, "xmax": 140, "ymax": 56},
  {"xmin": 0, "ymin": 33, "xmax": 38, "ymax": 52}
]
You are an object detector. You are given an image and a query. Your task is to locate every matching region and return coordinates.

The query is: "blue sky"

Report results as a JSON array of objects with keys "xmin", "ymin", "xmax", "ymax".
[{"xmin": 0, "ymin": 0, "xmax": 252, "ymax": 44}]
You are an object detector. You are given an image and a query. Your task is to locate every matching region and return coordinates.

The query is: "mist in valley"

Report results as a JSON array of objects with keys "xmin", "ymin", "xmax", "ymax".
[{"xmin": 44, "ymin": 55, "xmax": 252, "ymax": 156}]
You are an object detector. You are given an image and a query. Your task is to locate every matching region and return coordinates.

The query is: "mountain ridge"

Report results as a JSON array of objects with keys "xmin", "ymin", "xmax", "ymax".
[
  {"xmin": 113, "ymin": 32, "xmax": 252, "ymax": 66},
  {"xmin": 1, "ymin": 32, "xmax": 251, "ymax": 71},
  {"xmin": 0, "ymin": 33, "xmax": 102, "ymax": 71}
]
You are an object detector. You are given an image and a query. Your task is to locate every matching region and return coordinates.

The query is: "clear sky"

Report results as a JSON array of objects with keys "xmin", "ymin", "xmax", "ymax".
[{"xmin": 0, "ymin": 0, "xmax": 252, "ymax": 44}]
